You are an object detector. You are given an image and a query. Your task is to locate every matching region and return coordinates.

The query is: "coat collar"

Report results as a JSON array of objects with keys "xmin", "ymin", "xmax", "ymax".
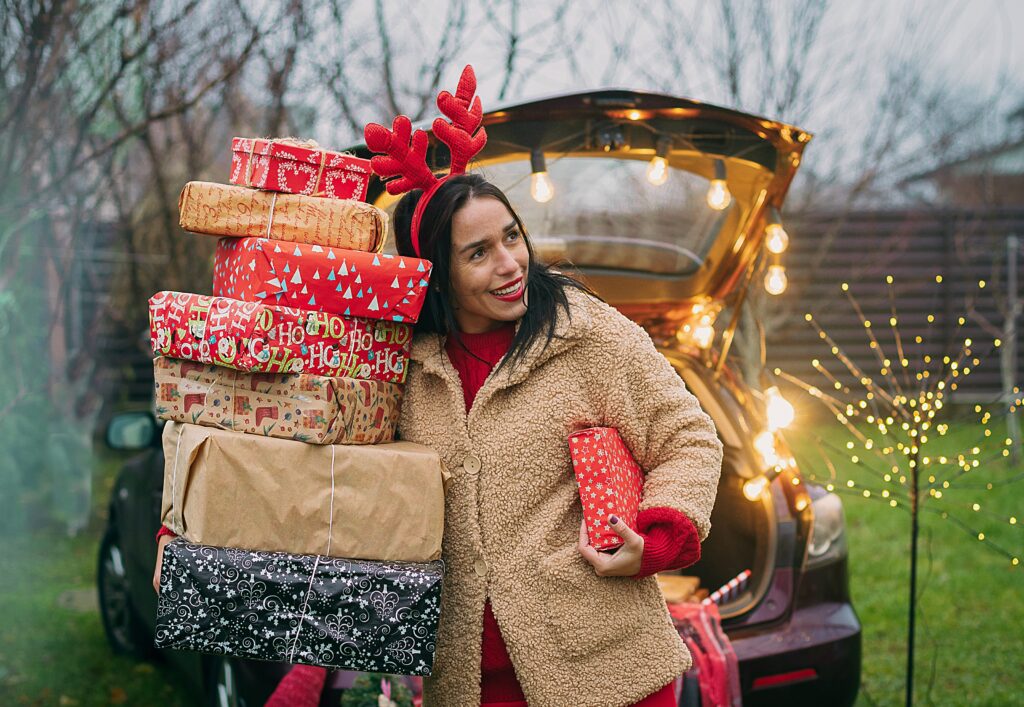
[{"xmin": 408, "ymin": 287, "xmax": 594, "ymax": 394}]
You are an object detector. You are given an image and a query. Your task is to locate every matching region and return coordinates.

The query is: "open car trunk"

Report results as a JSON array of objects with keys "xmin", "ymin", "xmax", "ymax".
[
  {"xmin": 656, "ymin": 358, "xmax": 782, "ymax": 620},
  {"xmin": 685, "ymin": 453, "xmax": 776, "ymax": 615}
]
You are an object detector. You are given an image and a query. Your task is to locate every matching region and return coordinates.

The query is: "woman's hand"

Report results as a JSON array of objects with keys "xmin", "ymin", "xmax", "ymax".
[
  {"xmin": 577, "ymin": 516, "xmax": 644, "ymax": 577},
  {"xmin": 153, "ymin": 534, "xmax": 174, "ymax": 594}
]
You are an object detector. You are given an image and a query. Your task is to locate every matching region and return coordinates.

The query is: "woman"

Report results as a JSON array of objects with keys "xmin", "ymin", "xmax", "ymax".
[
  {"xmin": 394, "ymin": 172, "xmax": 723, "ymax": 707},
  {"xmin": 152, "ymin": 180, "xmax": 722, "ymax": 707}
]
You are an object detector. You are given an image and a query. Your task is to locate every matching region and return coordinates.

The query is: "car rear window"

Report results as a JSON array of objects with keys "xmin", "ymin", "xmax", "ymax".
[{"xmin": 477, "ymin": 157, "xmax": 731, "ymax": 276}]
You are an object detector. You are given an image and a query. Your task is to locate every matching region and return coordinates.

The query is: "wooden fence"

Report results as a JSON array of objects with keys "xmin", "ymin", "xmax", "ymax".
[{"xmin": 766, "ymin": 208, "xmax": 1024, "ymax": 404}]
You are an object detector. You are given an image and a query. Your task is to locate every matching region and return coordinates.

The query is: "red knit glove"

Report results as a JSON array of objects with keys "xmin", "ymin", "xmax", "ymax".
[{"xmin": 633, "ymin": 507, "xmax": 701, "ymax": 578}]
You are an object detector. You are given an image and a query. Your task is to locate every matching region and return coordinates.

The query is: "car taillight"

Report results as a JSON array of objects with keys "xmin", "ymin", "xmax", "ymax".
[
  {"xmin": 751, "ymin": 667, "xmax": 818, "ymax": 690},
  {"xmin": 806, "ymin": 492, "xmax": 847, "ymax": 568}
]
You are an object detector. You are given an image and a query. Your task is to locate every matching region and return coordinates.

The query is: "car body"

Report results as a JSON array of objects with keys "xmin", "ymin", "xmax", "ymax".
[{"xmin": 99, "ymin": 89, "xmax": 860, "ymax": 706}]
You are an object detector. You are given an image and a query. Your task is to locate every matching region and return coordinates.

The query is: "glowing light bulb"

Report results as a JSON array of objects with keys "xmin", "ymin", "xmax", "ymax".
[
  {"xmin": 530, "ymin": 171, "xmax": 554, "ymax": 203},
  {"xmin": 764, "ymin": 264, "xmax": 788, "ymax": 295},
  {"xmin": 766, "ymin": 223, "xmax": 789, "ymax": 253},
  {"xmin": 706, "ymin": 179, "xmax": 731, "ymax": 210},
  {"xmin": 765, "ymin": 207, "xmax": 789, "ymax": 253},
  {"xmin": 530, "ymin": 149, "xmax": 554, "ymax": 203},
  {"xmin": 743, "ymin": 474, "xmax": 769, "ymax": 501},
  {"xmin": 753, "ymin": 430, "xmax": 779, "ymax": 468},
  {"xmin": 765, "ymin": 386, "xmax": 795, "ymax": 431},
  {"xmin": 693, "ymin": 323, "xmax": 715, "ymax": 349},
  {"xmin": 646, "ymin": 156, "xmax": 669, "ymax": 186}
]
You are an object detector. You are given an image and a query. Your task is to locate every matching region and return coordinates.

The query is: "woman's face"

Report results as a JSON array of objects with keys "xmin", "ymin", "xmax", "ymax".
[{"xmin": 447, "ymin": 196, "xmax": 530, "ymax": 333}]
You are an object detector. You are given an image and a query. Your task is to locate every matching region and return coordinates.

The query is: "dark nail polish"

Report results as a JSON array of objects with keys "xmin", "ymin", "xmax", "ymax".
[{"xmin": 609, "ymin": 515, "xmax": 619, "ymax": 525}]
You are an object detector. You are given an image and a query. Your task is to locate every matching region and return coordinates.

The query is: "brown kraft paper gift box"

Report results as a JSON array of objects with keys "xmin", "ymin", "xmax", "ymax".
[
  {"xmin": 178, "ymin": 181, "xmax": 388, "ymax": 251},
  {"xmin": 160, "ymin": 422, "xmax": 446, "ymax": 563}
]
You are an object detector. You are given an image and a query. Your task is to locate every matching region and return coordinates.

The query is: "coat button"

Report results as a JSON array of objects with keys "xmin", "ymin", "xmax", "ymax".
[
  {"xmin": 463, "ymin": 454, "xmax": 481, "ymax": 475},
  {"xmin": 474, "ymin": 558, "xmax": 488, "ymax": 577}
]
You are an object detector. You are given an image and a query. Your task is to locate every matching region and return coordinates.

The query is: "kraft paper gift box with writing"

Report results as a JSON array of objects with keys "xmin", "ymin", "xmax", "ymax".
[
  {"xmin": 148, "ymin": 291, "xmax": 411, "ymax": 383},
  {"xmin": 153, "ymin": 356, "xmax": 403, "ymax": 445},
  {"xmin": 155, "ymin": 538, "xmax": 443, "ymax": 676},
  {"xmin": 212, "ymin": 237, "xmax": 432, "ymax": 324},
  {"xmin": 160, "ymin": 422, "xmax": 446, "ymax": 563},
  {"xmin": 568, "ymin": 426, "xmax": 644, "ymax": 551},
  {"xmin": 230, "ymin": 137, "xmax": 371, "ymax": 201},
  {"xmin": 178, "ymin": 181, "xmax": 388, "ymax": 251}
]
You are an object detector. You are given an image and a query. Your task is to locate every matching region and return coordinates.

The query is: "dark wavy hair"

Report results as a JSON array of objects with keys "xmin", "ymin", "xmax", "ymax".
[{"xmin": 393, "ymin": 173, "xmax": 591, "ymax": 373}]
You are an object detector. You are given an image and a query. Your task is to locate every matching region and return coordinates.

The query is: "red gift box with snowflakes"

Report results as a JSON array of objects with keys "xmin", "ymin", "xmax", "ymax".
[
  {"xmin": 211, "ymin": 237, "xmax": 432, "ymax": 324},
  {"xmin": 569, "ymin": 427, "xmax": 644, "ymax": 551},
  {"xmin": 229, "ymin": 137, "xmax": 372, "ymax": 201},
  {"xmin": 148, "ymin": 291, "xmax": 412, "ymax": 383}
]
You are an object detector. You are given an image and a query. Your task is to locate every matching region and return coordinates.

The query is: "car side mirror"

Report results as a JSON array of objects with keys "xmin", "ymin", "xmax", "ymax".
[{"xmin": 106, "ymin": 411, "xmax": 159, "ymax": 450}]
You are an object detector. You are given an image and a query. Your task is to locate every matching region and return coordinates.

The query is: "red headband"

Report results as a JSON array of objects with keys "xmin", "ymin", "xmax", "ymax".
[{"xmin": 363, "ymin": 65, "xmax": 488, "ymax": 258}]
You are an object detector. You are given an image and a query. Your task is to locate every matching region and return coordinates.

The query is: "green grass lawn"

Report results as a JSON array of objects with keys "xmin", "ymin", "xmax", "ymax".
[
  {"xmin": 0, "ymin": 422, "xmax": 1019, "ymax": 705},
  {"xmin": 0, "ymin": 532, "xmax": 192, "ymax": 707},
  {"xmin": 789, "ymin": 418, "xmax": 1024, "ymax": 706},
  {"xmin": 0, "ymin": 450, "xmax": 192, "ymax": 707}
]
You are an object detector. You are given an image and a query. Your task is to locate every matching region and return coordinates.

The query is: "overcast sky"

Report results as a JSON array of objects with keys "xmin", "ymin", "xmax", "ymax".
[
  {"xmin": 457, "ymin": 0, "xmax": 1023, "ymax": 108},
  {"xmin": 316, "ymin": 0, "xmax": 1022, "ymax": 199}
]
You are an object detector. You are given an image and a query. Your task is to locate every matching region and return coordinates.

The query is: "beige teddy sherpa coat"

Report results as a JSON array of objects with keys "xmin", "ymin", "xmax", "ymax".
[{"xmin": 398, "ymin": 288, "xmax": 723, "ymax": 707}]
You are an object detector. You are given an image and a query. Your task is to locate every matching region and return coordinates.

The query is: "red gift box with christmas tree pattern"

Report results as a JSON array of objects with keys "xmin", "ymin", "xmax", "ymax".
[
  {"xmin": 568, "ymin": 427, "xmax": 644, "ymax": 551},
  {"xmin": 148, "ymin": 291, "xmax": 412, "ymax": 383},
  {"xmin": 211, "ymin": 237, "xmax": 432, "ymax": 324},
  {"xmin": 229, "ymin": 137, "xmax": 371, "ymax": 201}
]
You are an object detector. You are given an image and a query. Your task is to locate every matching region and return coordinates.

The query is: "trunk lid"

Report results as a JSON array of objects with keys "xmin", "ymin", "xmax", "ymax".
[{"xmin": 358, "ymin": 89, "xmax": 812, "ymax": 322}]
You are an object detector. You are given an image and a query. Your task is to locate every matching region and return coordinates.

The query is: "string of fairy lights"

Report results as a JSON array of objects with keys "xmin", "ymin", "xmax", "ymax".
[{"xmin": 775, "ymin": 273, "xmax": 1021, "ymax": 568}]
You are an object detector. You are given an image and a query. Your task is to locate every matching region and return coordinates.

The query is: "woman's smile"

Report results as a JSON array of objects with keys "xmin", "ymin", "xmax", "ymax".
[{"xmin": 490, "ymin": 277, "xmax": 524, "ymax": 301}]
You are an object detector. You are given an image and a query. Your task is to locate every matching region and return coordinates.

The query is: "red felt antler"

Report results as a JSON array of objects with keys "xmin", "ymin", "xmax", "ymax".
[
  {"xmin": 433, "ymin": 65, "xmax": 487, "ymax": 175},
  {"xmin": 363, "ymin": 115, "xmax": 437, "ymax": 196},
  {"xmin": 363, "ymin": 65, "xmax": 489, "ymax": 257}
]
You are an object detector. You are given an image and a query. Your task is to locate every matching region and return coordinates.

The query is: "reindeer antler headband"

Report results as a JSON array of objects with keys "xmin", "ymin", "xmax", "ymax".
[{"xmin": 363, "ymin": 65, "xmax": 488, "ymax": 258}]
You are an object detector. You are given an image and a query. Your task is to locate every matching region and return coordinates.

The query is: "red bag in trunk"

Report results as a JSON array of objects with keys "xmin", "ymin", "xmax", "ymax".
[{"xmin": 668, "ymin": 602, "xmax": 742, "ymax": 707}]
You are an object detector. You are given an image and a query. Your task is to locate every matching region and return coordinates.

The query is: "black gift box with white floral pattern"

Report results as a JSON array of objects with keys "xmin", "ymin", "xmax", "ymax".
[{"xmin": 155, "ymin": 539, "xmax": 443, "ymax": 675}]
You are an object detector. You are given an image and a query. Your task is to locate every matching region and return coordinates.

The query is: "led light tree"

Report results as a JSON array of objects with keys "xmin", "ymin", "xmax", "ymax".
[{"xmin": 777, "ymin": 274, "xmax": 1021, "ymax": 707}]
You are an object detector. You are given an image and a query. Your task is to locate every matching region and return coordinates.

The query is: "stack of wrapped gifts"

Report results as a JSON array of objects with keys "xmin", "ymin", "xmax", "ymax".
[{"xmin": 149, "ymin": 137, "xmax": 444, "ymax": 677}]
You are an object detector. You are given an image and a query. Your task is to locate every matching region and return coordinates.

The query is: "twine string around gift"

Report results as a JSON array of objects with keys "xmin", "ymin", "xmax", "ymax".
[
  {"xmin": 265, "ymin": 192, "xmax": 278, "ymax": 239},
  {"xmin": 309, "ymin": 149, "xmax": 328, "ymax": 197},
  {"xmin": 287, "ymin": 444, "xmax": 338, "ymax": 662},
  {"xmin": 197, "ymin": 370, "xmax": 239, "ymax": 431},
  {"xmin": 244, "ymin": 138, "xmax": 258, "ymax": 187},
  {"xmin": 170, "ymin": 423, "xmax": 185, "ymax": 533}
]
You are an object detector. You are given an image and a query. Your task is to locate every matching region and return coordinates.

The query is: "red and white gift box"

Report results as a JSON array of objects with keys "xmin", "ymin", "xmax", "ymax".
[
  {"xmin": 568, "ymin": 427, "xmax": 644, "ymax": 551},
  {"xmin": 229, "ymin": 137, "xmax": 372, "ymax": 201},
  {"xmin": 212, "ymin": 237, "xmax": 432, "ymax": 324},
  {"xmin": 148, "ymin": 291, "xmax": 412, "ymax": 383}
]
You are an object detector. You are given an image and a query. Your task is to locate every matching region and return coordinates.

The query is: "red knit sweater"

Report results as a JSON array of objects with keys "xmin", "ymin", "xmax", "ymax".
[{"xmin": 445, "ymin": 323, "xmax": 696, "ymax": 707}]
